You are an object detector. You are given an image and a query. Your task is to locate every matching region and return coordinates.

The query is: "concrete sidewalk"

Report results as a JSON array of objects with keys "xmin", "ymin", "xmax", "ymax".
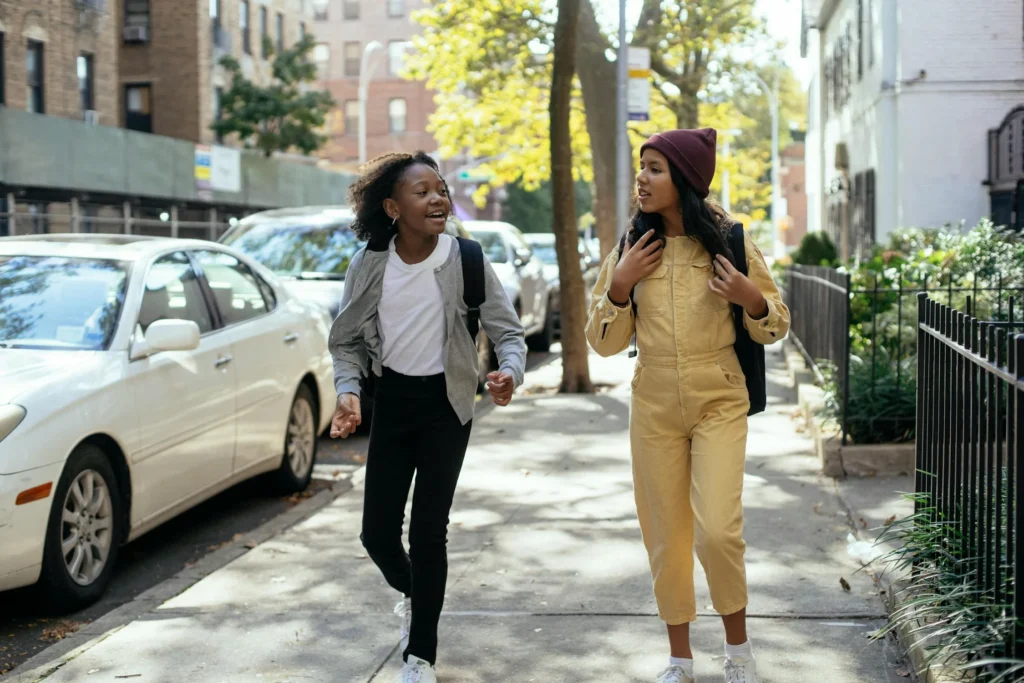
[{"xmin": 13, "ymin": 347, "xmax": 906, "ymax": 683}]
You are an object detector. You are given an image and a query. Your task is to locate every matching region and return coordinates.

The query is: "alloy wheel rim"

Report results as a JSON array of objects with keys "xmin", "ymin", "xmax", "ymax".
[
  {"xmin": 287, "ymin": 398, "xmax": 315, "ymax": 478},
  {"xmin": 61, "ymin": 469, "xmax": 114, "ymax": 586}
]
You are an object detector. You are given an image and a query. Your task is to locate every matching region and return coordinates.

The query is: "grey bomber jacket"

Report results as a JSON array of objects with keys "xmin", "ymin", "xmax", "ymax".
[{"xmin": 328, "ymin": 237, "xmax": 527, "ymax": 425}]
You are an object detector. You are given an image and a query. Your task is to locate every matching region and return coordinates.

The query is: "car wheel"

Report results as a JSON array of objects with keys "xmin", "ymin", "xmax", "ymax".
[
  {"xmin": 273, "ymin": 385, "xmax": 318, "ymax": 493},
  {"xmin": 527, "ymin": 299, "xmax": 555, "ymax": 352},
  {"xmin": 39, "ymin": 444, "xmax": 123, "ymax": 611}
]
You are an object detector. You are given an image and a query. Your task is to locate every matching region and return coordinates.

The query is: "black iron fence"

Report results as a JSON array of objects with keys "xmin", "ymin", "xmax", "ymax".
[
  {"xmin": 916, "ymin": 293, "xmax": 1024, "ymax": 662},
  {"xmin": 785, "ymin": 265, "xmax": 1023, "ymax": 444}
]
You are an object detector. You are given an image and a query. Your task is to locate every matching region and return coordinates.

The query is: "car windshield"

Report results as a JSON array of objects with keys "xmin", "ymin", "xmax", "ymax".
[
  {"xmin": 529, "ymin": 244, "xmax": 558, "ymax": 265},
  {"xmin": 0, "ymin": 255, "xmax": 130, "ymax": 350},
  {"xmin": 470, "ymin": 231, "xmax": 507, "ymax": 263},
  {"xmin": 222, "ymin": 221, "xmax": 361, "ymax": 279}
]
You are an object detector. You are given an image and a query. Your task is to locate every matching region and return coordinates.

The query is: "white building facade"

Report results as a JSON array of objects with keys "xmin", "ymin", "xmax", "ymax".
[{"xmin": 802, "ymin": 0, "xmax": 1024, "ymax": 258}]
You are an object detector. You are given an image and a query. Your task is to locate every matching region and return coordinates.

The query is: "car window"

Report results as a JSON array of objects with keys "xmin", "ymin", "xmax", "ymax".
[
  {"xmin": 221, "ymin": 222, "xmax": 360, "ymax": 279},
  {"xmin": 0, "ymin": 255, "xmax": 129, "ymax": 350},
  {"xmin": 529, "ymin": 243, "xmax": 558, "ymax": 265},
  {"xmin": 140, "ymin": 253, "xmax": 213, "ymax": 335},
  {"xmin": 193, "ymin": 250, "xmax": 273, "ymax": 326},
  {"xmin": 471, "ymin": 232, "xmax": 508, "ymax": 263}
]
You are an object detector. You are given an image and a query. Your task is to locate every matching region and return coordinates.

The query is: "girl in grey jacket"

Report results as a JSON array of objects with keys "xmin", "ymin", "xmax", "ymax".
[{"xmin": 328, "ymin": 151, "xmax": 526, "ymax": 683}]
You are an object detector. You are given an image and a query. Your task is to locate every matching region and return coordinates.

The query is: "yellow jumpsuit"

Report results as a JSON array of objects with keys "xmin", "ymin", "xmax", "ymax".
[{"xmin": 585, "ymin": 232, "xmax": 790, "ymax": 625}]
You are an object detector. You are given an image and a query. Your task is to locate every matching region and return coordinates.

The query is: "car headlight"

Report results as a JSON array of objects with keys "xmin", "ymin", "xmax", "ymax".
[{"xmin": 0, "ymin": 405, "xmax": 27, "ymax": 443}]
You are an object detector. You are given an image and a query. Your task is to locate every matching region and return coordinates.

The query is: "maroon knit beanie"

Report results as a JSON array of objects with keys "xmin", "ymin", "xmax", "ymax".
[{"xmin": 640, "ymin": 128, "xmax": 718, "ymax": 199}]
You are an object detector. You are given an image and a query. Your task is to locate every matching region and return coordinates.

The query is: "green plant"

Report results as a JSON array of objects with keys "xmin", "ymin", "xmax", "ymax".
[
  {"xmin": 821, "ymin": 348, "xmax": 916, "ymax": 444},
  {"xmin": 872, "ymin": 493, "xmax": 1022, "ymax": 682},
  {"xmin": 791, "ymin": 231, "xmax": 839, "ymax": 266},
  {"xmin": 213, "ymin": 34, "xmax": 335, "ymax": 158}
]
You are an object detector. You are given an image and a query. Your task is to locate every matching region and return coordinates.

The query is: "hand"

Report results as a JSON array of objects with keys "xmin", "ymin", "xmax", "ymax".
[
  {"xmin": 486, "ymin": 371, "xmax": 514, "ymax": 407},
  {"xmin": 708, "ymin": 254, "xmax": 769, "ymax": 318},
  {"xmin": 609, "ymin": 230, "xmax": 663, "ymax": 304},
  {"xmin": 330, "ymin": 393, "xmax": 362, "ymax": 439}
]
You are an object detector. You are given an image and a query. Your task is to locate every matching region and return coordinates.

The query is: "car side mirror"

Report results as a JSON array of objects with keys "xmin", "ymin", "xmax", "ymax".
[
  {"xmin": 514, "ymin": 250, "xmax": 531, "ymax": 268},
  {"xmin": 130, "ymin": 319, "xmax": 201, "ymax": 361}
]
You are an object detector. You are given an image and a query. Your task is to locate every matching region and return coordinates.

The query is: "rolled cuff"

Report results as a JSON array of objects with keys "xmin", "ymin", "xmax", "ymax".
[
  {"xmin": 743, "ymin": 298, "xmax": 784, "ymax": 342},
  {"xmin": 335, "ymin": 378, "xmax": 361, "ymax": 397}
]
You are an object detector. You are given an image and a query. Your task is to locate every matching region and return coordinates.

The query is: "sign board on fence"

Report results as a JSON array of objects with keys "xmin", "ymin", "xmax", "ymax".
[
  {"xmin": 628, "ymin": 47, "xmax": 651, "ymax": 122},
  {"xmin": 195, "ymin": 145, "xmax": 242, "ymax": 196}
]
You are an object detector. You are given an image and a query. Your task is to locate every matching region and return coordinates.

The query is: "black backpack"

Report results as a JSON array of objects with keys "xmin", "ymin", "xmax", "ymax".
[
  {"xmin": 619, "ymin": 223, "xmax": 766, "ymax": 416},
  {"xmin": 456, "ymin": 237, "xmax": 486, "ymax": 338}
]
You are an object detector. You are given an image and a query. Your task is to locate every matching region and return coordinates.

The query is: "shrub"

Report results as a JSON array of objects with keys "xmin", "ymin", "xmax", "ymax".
[
  {"xmin": 791, "ymin": 231, "xmax": 839, "ymax": 266},
  {"xmin": 822, "ymin": 348, "xmax": 916, "ymax": 444}
]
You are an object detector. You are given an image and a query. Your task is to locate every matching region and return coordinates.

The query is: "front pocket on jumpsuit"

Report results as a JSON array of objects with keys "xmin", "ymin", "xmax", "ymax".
[
  {"xmin": 633, "ymin": 264, "xmax": 670, "ymax": 316},
  {"xmin": 716, "ymin": 360, "xmax": 747, "ymax": 389},
  {"xmin": 630, "ymin": 363, "xmax": 644, "ymax": 391},
  {"xmin": 688, "ymin": 262, "xmax": 726, "ymax": 315}
]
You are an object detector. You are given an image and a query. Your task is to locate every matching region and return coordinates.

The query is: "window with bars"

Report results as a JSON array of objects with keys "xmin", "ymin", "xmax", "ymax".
[
  {"xmin": 124, "ymin": 0, "xmax": 150, "ymax": 32},
  {"xmin": 27, "ymin": 40, "xmax": 45, "ymax": 114},
  {"xmin": 260, "ymin": 6, "xmax": 269, "ymax": 58},
  {"xmin": 241, "ymin": 0, "xmax": 251, "ymax": 55}
]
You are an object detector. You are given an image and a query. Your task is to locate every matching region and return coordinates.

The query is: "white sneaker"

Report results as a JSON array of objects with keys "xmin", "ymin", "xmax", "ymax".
[
  {"xmin": 397, "ymin": 656, "xmax": 436, "ymax": 683},
  {"xmin": 656, "ymin": 665, "xmax": 695, "ymax": 683},
  {"xmin": 719, "ymin": 654, "xmax": 759, "ymax": 683},
  {"xmin": 394, "ymin": 598, "xmax": 412, "ymax": 650}
]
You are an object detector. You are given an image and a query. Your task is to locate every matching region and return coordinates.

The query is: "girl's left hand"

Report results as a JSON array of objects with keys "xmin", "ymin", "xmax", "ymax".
[
  {"xmin": 486, "ymin": 371, "xmax": 514, "ymax": 406},
  {"xmin": 708, "ymin": 254, "xmax": 769, "ymax": 318}
]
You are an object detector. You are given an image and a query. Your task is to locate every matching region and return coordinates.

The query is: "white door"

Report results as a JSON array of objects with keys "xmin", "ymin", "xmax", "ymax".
[
  {"xmin": 192, "ymin": 250, "xmax": 297, "ymax": 475},
  {"xmin": 129, "ymin": 252, "xmax": 237, "ymax": 524}
]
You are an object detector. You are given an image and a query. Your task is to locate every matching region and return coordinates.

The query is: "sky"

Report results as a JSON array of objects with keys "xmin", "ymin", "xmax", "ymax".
[{"xmin": 592, "ymin": 0, "xmax": 809, "ymax": 86}]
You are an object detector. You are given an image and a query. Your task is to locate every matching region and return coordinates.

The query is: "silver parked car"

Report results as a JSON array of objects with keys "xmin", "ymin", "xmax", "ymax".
[{"xmin": 521, "ymin": 233, "xmax": 600, "ymax": 336}]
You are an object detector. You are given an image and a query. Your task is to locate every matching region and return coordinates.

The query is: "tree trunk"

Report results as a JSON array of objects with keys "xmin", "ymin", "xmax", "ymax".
[
  {"xmin": 577, "ymin": 0, "xmax": 623, "ymax": 261},
  {"xmin": 551, "ymin": 0, "xmax": 592, "ymax": 394}
]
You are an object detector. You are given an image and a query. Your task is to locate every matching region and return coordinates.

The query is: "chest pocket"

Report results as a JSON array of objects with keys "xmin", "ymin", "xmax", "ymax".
[
  {"xmin": 634, "ymin": 264, "xmax": 671, "ymax": 316},
  {"xmin": 687, "ymin": 262, "xmax": 729, "ymax": 315}
]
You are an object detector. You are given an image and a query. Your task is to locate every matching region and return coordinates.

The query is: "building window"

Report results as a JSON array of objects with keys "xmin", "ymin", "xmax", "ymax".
[
  {"xmin": 0, "ymin": 32, "xmax": 5, "ymax": 107},
  {"xmin": 78, "ymin": 53, "xmax": 95, "ymax": 115},
  {"xmin": 124, "ymin": 0, "xmax": 150, "ymax": 41},
  {"xmin": 276, "ymin": 13, "xmax": 284, "ymax": 53},
  {"xmin": 344, "ymin": 100, "xmax": 359, "ymax": 136},
  {"xmin": 389, "ymin": 98, "xmax": 407, "ymax": 134},
  {"xmin": 344, "ymin": 41, "xmax": 361, "ymax": 77},
  {"xmin": 343, "ymin": 2, "xmax": 360, "ymax": 20},
  {"xmin": 260, "ymin": 7, "xmax": 269, "ymax": 58},
  {"xmin": 241, "ymin": 0, "xmax": 251, "ymax": 55},
  {"xmin": 210, "ymin": 0, "xmax": 219, "ymax": 21},
  {"xmin": 388, "ymin": 41, "xmax": 410, "ymax": 77},
  {"xmin": 857, "ymin": 0, "xmax": 863, "ymax": 80},
  {"xmin": 314, "ymin": 4, "xmax": 327, "ymax": 21},
  {"xmin": 213, "ymin": 87, "xmax": 224, "ymax": 142},
  {"xmin": 867, "ymin": 0, "xmax": 874, "ymax": 67},
  {"xmin": 26, "ymin": 40, "xmax": 44, "ymax": 114},
  {"xmin": 851, "ymin": 169, "xmax": 876, "ymax": 259},
  {"xmin": 125, "ymin": 84, "xmax": 153, "ymax": 133},
  {"xmin": 388, "ymin": 0, "xmax": 404, "ymax": 17}
]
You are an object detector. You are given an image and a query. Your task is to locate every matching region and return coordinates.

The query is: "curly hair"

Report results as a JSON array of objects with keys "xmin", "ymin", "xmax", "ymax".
[{"xmin": 347, "ymin": 151, "xmax": 446, "ymax": 244}]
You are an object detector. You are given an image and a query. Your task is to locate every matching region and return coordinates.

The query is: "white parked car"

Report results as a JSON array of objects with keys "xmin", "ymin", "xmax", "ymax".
[
  {"xmin": 464, "ymin": 220, "xmax": 554, "ymax": 351},
  {"xmin": 0, "ymin": 235, "xmax": 335, "ymax": 607}
]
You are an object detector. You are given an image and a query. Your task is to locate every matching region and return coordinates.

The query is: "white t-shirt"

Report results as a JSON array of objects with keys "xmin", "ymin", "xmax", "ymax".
[{"xmin": 378, "ymin": 234, "xmax": 452, "ymax": 376}]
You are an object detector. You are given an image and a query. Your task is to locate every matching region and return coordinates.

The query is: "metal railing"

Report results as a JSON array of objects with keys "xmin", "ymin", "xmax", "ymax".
[
  {"xmin": 786, "ymin": 265, "xmax": 1023, "ymax": 444},
  {"xmin": 916, "ymin": 293, "xmax": 1024, "ymax": 661},
  {"xmin": 0, "ymin": 209, "xmax": 231, "ymax": 241}
]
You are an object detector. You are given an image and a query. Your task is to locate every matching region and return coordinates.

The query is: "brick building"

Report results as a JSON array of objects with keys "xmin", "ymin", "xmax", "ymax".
[
  {"xmin": 0, "ymin": 0, "xmax": 119, "ymax": 124},
  {"xmin": 780, "ymin": 141, "xmax": 807, "ymax": 250},
  {"xmin": 802, "ymin": 0, "xmax": 1024, "ymax": 259},
  {"xmin": 120, "ymin": 0, "xmax": 315, "ymax": 144},
  {"xmin": 312, "ymin": 0, "xmax": 436, "ymax": 167}
]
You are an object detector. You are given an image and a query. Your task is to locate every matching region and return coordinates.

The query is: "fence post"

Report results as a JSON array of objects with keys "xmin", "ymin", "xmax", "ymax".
[
  {"xmin": 916, "ymin": 293, "xmax": 927, "ymax": 513},
  {"xmin": 842, "ymin": 271, "xmax": 852, "ymax": 446},
  {"xmin": 1014, "ymin": 334, "xmax": 1023, "ymax": 657}
]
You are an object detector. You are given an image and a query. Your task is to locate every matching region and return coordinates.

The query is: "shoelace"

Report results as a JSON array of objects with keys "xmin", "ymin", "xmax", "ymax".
[
  {"xmin": 715, "ymin": 656, "xmax": 747, "ymax": 683},
  {"xmin": 656, "ymin": 665, "xmax": 688, "ymax": 683}
]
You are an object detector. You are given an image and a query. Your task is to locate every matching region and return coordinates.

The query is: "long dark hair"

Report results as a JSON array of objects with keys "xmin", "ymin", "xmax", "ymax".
[
  {"xmin": 620, "ymin": 162, "xmax": 734, "ymax": 267},
  {"xmin": 347, "ymin": 151, "xmax": 448, "ymax": 245}
]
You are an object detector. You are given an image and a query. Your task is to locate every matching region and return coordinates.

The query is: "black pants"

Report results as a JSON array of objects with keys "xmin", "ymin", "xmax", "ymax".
[{"xmin": 360, "ymin": 367, "xmax": 472, "ymax": 666}]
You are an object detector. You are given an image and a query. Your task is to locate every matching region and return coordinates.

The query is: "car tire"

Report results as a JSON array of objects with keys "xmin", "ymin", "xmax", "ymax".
[
  {"xmin": 272, "ymin": 385, "xmax": 318, "ymax": 494},
  {"xmin": 527, "ymin": 299, "xmax": 555, "ymax": 352},
  {"xmin": 39, "ymin": 444, "xmax": 124, "ymax": 612}
]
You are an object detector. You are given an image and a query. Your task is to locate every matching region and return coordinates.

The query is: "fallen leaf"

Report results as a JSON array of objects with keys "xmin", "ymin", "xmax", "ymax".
[
  {"xmin": 244, "ymin": 540, "xmax": 258, "ymax": 549},
  {"xmin": 534, "ymin": 628, "xmax": 543, "ymax": 633},
  {"xmin": 859, "ymin": 517, "xmax": 868, "ymax": 528},
  {"xmin": 88, "ymin": 669, "xmax": 100, "ymax": 675},
  {"xmin": 813, "ymin": 502, "xmax": 824, "ymax": 514},
  {"xmin": 895, "ymin": 668, "xmax": 910, "ymax": 677},
  {"xmin": 232, "ymin": 533, "xmax": 243, "ymax": 542},
  {"xmin": 39, "ymin": 620, "xmax": 83, "ymax": 642},
  {"xmin": 839, "ymin": 577, "xmax": 851, "ymax": 592},
  {"xmin": 884, "ymin": 514, "xmax": 897, "ymax": 527}
]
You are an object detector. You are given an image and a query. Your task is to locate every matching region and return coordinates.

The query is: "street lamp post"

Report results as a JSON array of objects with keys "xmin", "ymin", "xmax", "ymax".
[
  {"xmin": 616, "ymin": 0, "xmax": 629, "ymax": 240},
  {"xmin": 358, "ymin": 41, "xmax": 383, "ymax": 165},
  {"xmin": 751, "ymin": 71, "xmax": 782, "ymax": 259}
]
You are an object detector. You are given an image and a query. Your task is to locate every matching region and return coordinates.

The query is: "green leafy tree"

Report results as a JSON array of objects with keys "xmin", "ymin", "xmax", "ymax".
[{"xmin": 213, "ymin": 34, "xmax": 335, "ymax": 158}]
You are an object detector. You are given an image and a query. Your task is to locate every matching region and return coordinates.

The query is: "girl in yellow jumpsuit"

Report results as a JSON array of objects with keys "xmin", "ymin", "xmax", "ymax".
[{"xmin": 586, "ymin": 128, "xmax": 789, "ymax": 683}]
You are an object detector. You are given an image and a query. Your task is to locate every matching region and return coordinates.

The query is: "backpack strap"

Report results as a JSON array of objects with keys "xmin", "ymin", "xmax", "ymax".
[
  {"xmin": 457, "ymin": 237, "xmax": 486, "ymax": 338},
  {"xmin": 728, "ymin": 222, "xmax": 748, "ymax": 276}
]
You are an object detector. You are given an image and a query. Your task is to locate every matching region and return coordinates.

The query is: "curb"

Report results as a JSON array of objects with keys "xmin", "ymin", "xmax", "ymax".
[{"xmin": 9, "ymin": 468, "xmax": 364, "ymax": 683}]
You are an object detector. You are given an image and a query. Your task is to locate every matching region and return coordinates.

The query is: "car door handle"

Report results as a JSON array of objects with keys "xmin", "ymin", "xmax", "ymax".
[
  {"xmin": 283, "ymin": 333, "xmax": 299, "ymax": 344},
  {"xmin": 214, "ymin": 355, "xmax": 233, "ymax": 369}
]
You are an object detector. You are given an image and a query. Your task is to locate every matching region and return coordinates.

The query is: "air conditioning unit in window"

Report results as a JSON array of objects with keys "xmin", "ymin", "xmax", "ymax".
[
  {"xmin": 83, "ymin": 110, "xmax": 100, "ymax": 125},
  {"xmin": 123, "ymin": 25, "xmax": 150, "ymax": 43}
]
